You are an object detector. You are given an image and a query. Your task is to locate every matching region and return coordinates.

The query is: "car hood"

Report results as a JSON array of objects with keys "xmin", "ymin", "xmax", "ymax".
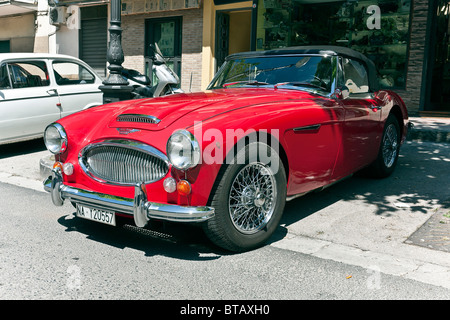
[{"xmin": 107, "ymin": 88, "xmax": 319, "ymax": 131}]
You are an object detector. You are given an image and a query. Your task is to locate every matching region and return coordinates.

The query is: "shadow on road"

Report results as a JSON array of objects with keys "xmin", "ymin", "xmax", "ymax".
[
  {"xmin": 0, "ymin": 138, "xmax": 46, "ymax": 159},
  {"xmin": 282, "ymin": 141, "xmax": 450, "ymax": 223},
  {"xmin": 57, "ymin": 212, "xmax": 230, "ymax": 260},
  {"xmin": 54, "ymin": 141, "xmax": 449, "ymax": 257}
]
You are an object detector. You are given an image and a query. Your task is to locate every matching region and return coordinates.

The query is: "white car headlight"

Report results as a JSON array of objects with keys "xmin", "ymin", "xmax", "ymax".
[
  {"xmin": 44, "ymin": 123, "xmax": 68, "ymax": 154},
  {"xmin": 167, "ymin": 130, "xmax": 200, "ymax": 170}
]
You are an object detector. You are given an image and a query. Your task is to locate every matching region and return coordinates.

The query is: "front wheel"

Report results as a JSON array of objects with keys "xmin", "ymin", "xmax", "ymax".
[{"xmin": 203, "ymin": 142, "xmax": 287, "ymax": 252}]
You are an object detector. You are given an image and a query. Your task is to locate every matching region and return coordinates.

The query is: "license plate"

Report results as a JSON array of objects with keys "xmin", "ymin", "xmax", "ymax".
[{"xmin": 76, "ymin": 204, "xmax": 116, "ymax": 226}]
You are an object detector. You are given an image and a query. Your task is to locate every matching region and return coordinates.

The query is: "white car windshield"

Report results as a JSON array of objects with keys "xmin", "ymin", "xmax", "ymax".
[{"xmin": 208, "ymin": 55, "xmax": 334, "ymax": 92}]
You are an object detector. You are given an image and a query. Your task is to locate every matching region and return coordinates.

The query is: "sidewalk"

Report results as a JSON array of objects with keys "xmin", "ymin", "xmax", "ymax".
[
  {"xmin": 404, "ymin": 116, "xmax": 450, "ymax": 257},
  {"xmin": 408, "ymin": 116, "xmax": 450, "ymax": 143}
]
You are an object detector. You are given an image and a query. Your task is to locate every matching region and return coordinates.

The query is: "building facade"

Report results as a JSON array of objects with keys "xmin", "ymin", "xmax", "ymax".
[
  {"xmin": 1, "ymin": 0, "xmax": 449, "ymax": 115},
  {"xmin": 0, "ymin": 0, "xmax": 39, "ymax": 52},
  {"xmin": 209, "ymin": 0, "xmax": 449, "ymax": 116}
]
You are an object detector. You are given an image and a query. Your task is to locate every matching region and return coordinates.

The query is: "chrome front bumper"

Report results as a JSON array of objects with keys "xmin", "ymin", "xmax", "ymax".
[{"xmin": 43, "ymin": 169, "xmax": 215, "ymax": 227}]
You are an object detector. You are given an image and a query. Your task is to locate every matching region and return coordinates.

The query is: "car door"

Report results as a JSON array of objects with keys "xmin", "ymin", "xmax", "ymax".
[
  {"xmin": 332, "ymin": 57, "xmax": 382, "ymax": 179},
  {"xmin": 283, "ymin": 99, "xmax": 345, "ymax": 195},
  {"xmin": 0, "ymin": 59, "xmax": 61, "ymax": 143},
  {"xmin": 51, "ymin": 59, "xmax": 103, "ymax": 118}
]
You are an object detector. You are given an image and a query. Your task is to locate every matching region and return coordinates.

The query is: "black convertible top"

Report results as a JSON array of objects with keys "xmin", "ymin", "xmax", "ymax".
[{"xmin": 226, "ymin": 46, "xmax": 379, "ymax": 92}]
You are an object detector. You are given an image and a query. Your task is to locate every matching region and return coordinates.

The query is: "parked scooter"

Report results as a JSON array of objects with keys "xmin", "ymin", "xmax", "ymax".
[{"xmin": 121, "ymin": 43, "xmax": 182, "ymax": 99}]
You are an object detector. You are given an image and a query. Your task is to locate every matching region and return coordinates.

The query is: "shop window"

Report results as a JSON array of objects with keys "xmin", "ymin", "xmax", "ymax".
[
  {"xmin": 427, "ymin": 0, "xmax": 450, "ymax": 111},
  {"xmin": 256, "ymin": 0, "xmax": 411, "ymax": 89}
]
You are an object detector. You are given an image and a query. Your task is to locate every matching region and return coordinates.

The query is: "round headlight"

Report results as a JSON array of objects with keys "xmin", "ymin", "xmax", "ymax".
[
  {"xmin": 167, "ymin": 130, "xmax": 200, "ymax": 170},
  {"xmin": 44, "ymin": 123, "xmax": 68, "ymax": 154}
]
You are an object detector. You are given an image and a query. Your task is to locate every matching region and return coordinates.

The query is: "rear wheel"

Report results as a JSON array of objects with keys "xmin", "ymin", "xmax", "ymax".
[
  {"xmin": 203, "ymin": 142, "xmax": 286, "ymax": 252},
  {"xmin": 370, "ymin": 114, "xmax": 401, "ymax": 178}
]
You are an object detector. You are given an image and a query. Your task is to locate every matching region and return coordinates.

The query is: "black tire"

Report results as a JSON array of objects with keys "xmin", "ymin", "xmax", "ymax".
[
  {"xmin": 370, "ymin": 114, "xmax": 401, "ymax": 178},
  {"xmin": 203, "ymin": 142, "xmax": 287, "ymax": 252}
]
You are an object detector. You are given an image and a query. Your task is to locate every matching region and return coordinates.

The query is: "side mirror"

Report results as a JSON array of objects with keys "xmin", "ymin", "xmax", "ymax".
[{"xmin": 333, "ymin": 86, "xmax": 349, "ymax": 100}]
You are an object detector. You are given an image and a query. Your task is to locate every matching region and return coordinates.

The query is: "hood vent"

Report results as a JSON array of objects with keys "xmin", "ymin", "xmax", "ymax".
[{"xmin": 117, "ymin": 114, "xmax": 161, "ymax": 124}]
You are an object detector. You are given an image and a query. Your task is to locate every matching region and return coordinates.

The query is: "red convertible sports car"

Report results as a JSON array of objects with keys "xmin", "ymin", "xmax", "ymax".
[{"xmin": 44, "ymin": 46, "xmax": 410, "ymax": 252}]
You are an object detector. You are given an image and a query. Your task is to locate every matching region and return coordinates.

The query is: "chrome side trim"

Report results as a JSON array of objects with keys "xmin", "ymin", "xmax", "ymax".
[
  {"xmin": 286, "ymin": 192, "xmax": 308, "ymax": 202},
  {"xmin": 293, "ymin": 124, "xmax": 321, "ymax": 132},
  {"xmin": 43, "ymin": 171, "xmax": 215, "ymax": 224}
]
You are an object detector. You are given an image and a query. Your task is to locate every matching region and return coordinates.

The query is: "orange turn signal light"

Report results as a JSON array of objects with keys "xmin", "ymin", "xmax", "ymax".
[
  {"xmin": 53, "ymin": 162, "xmax": 63, "ymax": 171},
  {"xmin": 177, "ymin": 179, "xmax": 192, "ymax": 196}
]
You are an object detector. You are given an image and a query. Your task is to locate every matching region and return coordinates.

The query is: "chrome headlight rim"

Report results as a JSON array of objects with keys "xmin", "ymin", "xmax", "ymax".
[
  {"xmin": 44, "ymin": 123, "xmax": 68, "ymax": 154},
  {"xmin": 166, "ymin": 129, "xmax": 200, "ymax": 170}
]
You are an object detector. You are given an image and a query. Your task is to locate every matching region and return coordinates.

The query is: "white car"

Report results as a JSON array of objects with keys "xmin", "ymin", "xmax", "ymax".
[{"xmin": 0, "ymin": 53, "xmax": 103, "ymax": 145}]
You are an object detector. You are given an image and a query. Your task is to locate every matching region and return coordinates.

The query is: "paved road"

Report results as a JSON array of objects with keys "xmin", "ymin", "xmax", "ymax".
[
  {"xmin": 0, "ymin": 138, "xmax": 449, "ymax": 301},
  {"xmin": 276, "ymin": 140, "xmax": 450, "ymax": 288},
  {"xmin": 1, "ymin": 182, "xmax": 449, "ymax": 301}
]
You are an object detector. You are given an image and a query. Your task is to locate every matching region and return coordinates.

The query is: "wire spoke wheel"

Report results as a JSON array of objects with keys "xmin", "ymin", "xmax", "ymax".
[
  {"xmin": 228, "ymin": 163, "xmax": 277, "ymax": 234},
  {"xmin": 368, "ymin": 114, "xmax": 401, "ymax": 178},
  {"xmin": 204, "ymin": 142, "xmax": 286, "ymax": 252},
  {"xmin": 382, "ymin": 123, "xmax": 398, "ymax": 168}
]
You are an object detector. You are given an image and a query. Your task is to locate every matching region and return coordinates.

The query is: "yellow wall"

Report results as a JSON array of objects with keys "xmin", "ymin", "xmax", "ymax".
[
  {"xmin": 201, "ymin": 0, "xmax": 253, "ymax": 90},
  {"xmin": 228, "ymin": 11, "xmax": 251, "ymax": 55}
]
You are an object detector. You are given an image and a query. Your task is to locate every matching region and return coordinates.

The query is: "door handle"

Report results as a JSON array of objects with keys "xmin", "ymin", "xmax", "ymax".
[{"xmin": 47, "ymin": 89, "xmax": 58, "ymax": 96}]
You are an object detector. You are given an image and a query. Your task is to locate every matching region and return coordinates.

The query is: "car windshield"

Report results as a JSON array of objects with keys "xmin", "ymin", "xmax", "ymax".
[{"xmin": 208, "ymin": 55, "xmax": 335, "ymax": 93}]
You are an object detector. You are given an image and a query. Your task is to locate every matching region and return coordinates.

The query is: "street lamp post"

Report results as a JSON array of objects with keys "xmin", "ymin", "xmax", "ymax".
[{"xmin": 99, "ymin": 0, "xmax": 133, "ymax": 103}]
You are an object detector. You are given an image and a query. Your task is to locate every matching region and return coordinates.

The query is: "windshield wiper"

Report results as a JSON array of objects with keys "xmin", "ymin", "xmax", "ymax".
[
  {"xmin": 223, "ymin": 80, "xmax": 269, "ymax": 88},
  {"xmin": 275, "ymin": 82, "xmax": 327, "ymax": 91}
]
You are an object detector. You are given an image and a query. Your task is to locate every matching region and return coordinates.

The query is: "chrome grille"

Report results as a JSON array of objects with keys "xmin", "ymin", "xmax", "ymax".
[{"xmin": 80, "ymin": 140, "xmax": 168, "ymax": 185}]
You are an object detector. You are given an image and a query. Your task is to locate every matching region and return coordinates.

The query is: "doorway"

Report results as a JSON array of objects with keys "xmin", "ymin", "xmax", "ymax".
[
  {"xmin": 0, "ymin": 40, "xmax": 10, "ymax": 53},
  {"xmin": 215, "ymin": 9, "xmax": 252, "ymax": 70},
  {"xmin": 426, "ymin": 0, "xmax": 450, "ymax": 114},
  {"xmin": 80, "ymin": 5, "xmax": 108, "ymax": 78},
  {"xmin": 145, "ymin": 17, "xmax": 182, "ymax": 83}
]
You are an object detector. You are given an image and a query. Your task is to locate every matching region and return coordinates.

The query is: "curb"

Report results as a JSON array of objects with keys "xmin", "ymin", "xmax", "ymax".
[
  {"xmin": 39, "ymin": 154, "xmax": 54, "ymax": 180},
  {"xmin": 407, "ymin": 127, "xmax": 450, "ymax": 144},
  {"xmin": 407, "ymin": 117, "xmax": 450, "ymax": 144}
]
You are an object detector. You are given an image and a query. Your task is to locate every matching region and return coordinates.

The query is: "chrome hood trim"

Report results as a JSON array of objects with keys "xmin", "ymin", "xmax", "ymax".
[{"xmin": 116, "ymin": 114, "xmax": 161, "ymax": 124}]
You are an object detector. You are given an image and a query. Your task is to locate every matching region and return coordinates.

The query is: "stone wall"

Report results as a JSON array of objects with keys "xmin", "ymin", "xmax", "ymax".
[{"xmin": 397, "ymin": 0, "xmax": 430, "ymax": 115}]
